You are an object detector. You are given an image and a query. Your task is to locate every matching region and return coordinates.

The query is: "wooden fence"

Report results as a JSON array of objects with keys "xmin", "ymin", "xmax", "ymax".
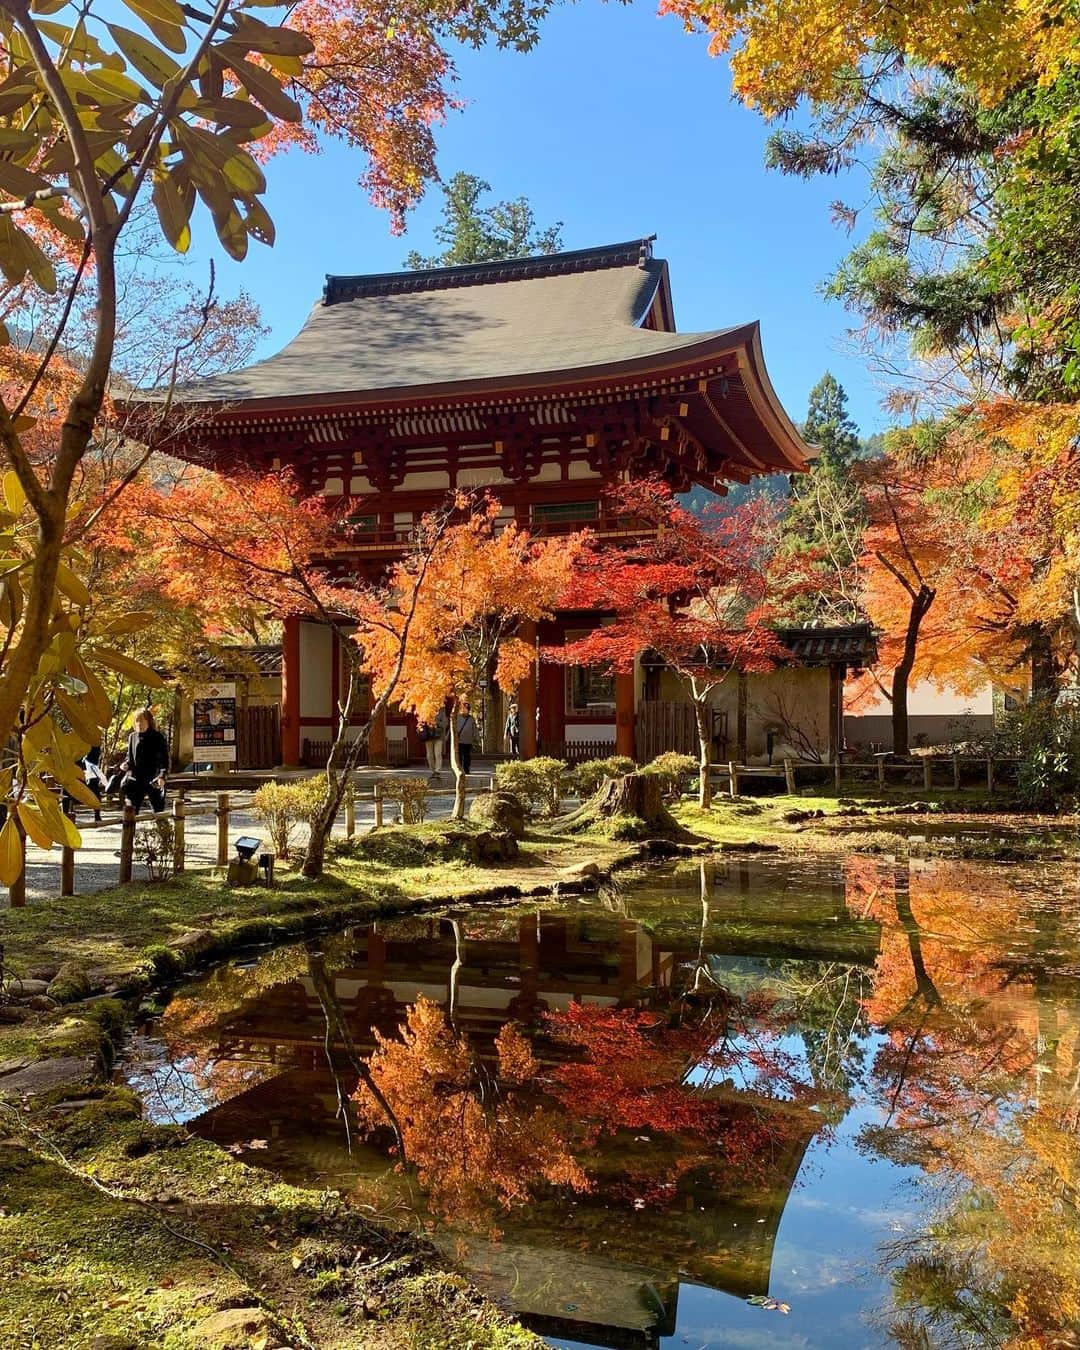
[
  {"xmin": 7, "ymin": 775, "xmax": 501, "ymax": 905},
  {"xmin": 710, "ymin": 753, "xmax": 1022, "ymax": 797},
  {"xmin": 635, "ymin": 701, "xmax": 700, "ymax": 762},
  {"xmin": 545, "ymin": 739, "xmax": 617, "ymax": 766},
  {"xmin": 237, "ymin": 706, "xmax": 280, "ymax": 769}
]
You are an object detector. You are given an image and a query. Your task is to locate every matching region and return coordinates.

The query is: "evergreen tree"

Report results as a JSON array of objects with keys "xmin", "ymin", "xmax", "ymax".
[
  {"xmin": 772, "ymin": 374, "xmax": 867, "ymax": 624},
  {"xmin": 405, "ymin": 172, "xmax": 563, "ymax": 269},
  {"xmin": 803, "ymin": 372, "xmax": 862, "ymax": 473}
]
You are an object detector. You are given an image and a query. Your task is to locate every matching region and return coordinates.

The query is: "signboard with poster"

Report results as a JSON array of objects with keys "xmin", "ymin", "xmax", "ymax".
[{"xmin": 192, "ymin": 682, "xmax": 238, "ymax": 763}]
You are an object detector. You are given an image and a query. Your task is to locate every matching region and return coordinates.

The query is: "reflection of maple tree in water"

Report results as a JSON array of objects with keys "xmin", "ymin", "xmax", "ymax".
[
  {"xmin": 852, "ymin": 858, "xmax": 1080, "ymax": 1349},
  {"xmin": 352, "ymin": 995, "xmax": 591, "ymax": 1231},
  {"xmin": 352, "ymin": 988, "xmax": 829, "ymax": 1228}
]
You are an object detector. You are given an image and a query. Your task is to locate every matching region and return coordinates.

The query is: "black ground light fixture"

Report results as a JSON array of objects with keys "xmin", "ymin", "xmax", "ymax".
[{"xmin": 235, "ymin": 836, "xmax": 262, "ymax": 861}]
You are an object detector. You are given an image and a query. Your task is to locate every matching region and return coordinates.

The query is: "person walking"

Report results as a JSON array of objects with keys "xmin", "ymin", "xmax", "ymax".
[
  {"xmin": 455, "ymin": 702, "xmax": 478, "ymax": 775},
  {"xmin": 420, "ymin": 706, "xmax": 448, "ymax": 779},
  {"xmin": 119, "ymin": 708, "xmax": 170, "ymax": 814},
  {"xmin": 503, "ymin": 700, "xmax": 521, "ymax": 758}
]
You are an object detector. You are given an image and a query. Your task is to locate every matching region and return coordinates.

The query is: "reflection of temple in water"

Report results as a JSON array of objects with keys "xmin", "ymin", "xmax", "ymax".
[{"xmin": 186, "ymin": 867, "xmax": 880, "ymax": 1349}]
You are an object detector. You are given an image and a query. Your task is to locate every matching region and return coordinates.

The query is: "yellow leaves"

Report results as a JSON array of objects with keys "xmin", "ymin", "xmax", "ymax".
[
  {"xmin": 3, "ymin": 472, "xmax": 26, "ymax": 516},
  {"xmin": 105, "ymin": 23, "xmax": 181, "ymax": 88},
  {"xmin": 87, "ymin": 645, "xmax": 165, "ymax": 687},
  {"xmin": 661, "ymin": 0, "xmax": 1080, "ymax": 117},
  {"xmin": 0, "ymin": 816, "xmax": 23, "ymax": 886}
]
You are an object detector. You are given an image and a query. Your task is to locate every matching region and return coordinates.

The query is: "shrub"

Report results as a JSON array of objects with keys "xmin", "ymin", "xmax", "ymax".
[
  {"xmin": 253, "ymin": 777, "xmax": 327, "ymax": 860},
  {"xmin": 495, "ymin": 757, "xmax": 568, "ymax": 817},
  {"xmin": 570, "ymin": 755, "xmax": 635, "ymax": 799},
  {"xmin": 991, "ymin": 701, "xmax": 1080, "ymax": 809},
  {"xmin": 133, "ymin": 818, "xmax": 176, "ymax": 881},
  {"xmin": 643, "ymin": 751, "xmax": 699, "ymax": 802},
  {"xmin": 382, "ymin": 776, "xmax": 429, "ymax": 824}
]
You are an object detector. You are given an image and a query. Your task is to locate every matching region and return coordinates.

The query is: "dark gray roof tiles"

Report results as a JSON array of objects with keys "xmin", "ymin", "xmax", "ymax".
[{"xmin": 162, "ymin": 240, "xmax": 753, "ymax": 406}]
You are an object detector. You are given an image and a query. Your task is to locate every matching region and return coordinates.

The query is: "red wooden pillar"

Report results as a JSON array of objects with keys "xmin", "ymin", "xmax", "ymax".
[
  {"xmin": 368, "ymin": 704, "xmax": 387, "ymax": 766},
  {"xmin": 518, "ymin": 620, "xmax": 538, "ymax": 760},
  {"xmin": 615, "ymin": 669, "xmax": 636, "ymax": 760},
  {"xmin": 281, "ymin": 614, "xmax": 301, "ymax": 766}
]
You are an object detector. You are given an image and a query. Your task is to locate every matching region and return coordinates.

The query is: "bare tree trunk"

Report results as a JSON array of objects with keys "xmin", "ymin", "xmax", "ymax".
[
  {"xmin": 892, "ymin": 586, "xmax": 935, "ymax": 757},
  {"xmin": 307, "ymin": 951, "xmax": 406, "ymax": 1160},
  {"xmin": 448, "ymin": 706, "xmax": 466, "ymax": 820},
  {"xmin": 302, "ymin": 665, "xmax": 372, "ymax": 878},
  {"xmin": 694, "ymin": 696, "xmax": 712, "ymax": 809}
]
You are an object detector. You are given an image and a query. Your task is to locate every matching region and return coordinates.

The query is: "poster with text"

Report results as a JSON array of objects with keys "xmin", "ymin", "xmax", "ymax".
[{"xmin": 193, "ymin": 683, "xmax": 238, "ymax": 763}]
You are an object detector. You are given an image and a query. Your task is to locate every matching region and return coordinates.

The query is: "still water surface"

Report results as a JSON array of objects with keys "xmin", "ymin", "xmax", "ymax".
[{"xmin": 121, "ymin": 852, "xmax": 1080, "ymax": 1349}]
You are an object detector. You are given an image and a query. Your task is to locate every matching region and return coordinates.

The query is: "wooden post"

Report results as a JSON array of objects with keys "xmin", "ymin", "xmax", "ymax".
[
  {"xmin": 489, "ymin": 774, "xmax": 496, "ymax": 792},
  {"xmin": 877, "ymin": 756, "xmax": 886, "ymax": 787},
  {"xmin": 368, "ymin": 704, "xmax": 387, "ymax": 767},
  {"xmin": 728, "ymin": 761, "xmax": 738, "ymax": 799},
  {"xmin": 346, "ymin": 792, "xmax": 356, "ymax": 840},
  {"xmin": 281, "ymin": 613, "xmax": 302, "ymax": 766},
  {"xmin": 952, "ymin": 753, "xmax": 961, "ymax": 790},
  {"xmin": 615, "ymin": 670, "xmax": 636, "ymax": 760},
  {"xmin": 119, "ymin": 805, "xmax": 136, "ymax": 884},
  {"xmin": 986, "ymin": 754, "xmax": 994, "ymax": 793},
  {"xmin": 374, "ymin": 782, "xmax": 384, "ymax": 828},
  {"xmin": 216, "ymin": 791, "xmax": 229, "ymax": 867},
  {"xmin": 783, "ymin": 758, "xmax": 796, "ymax": 795},
  {"xmin": 923, "ymin": 758, "xmax": 933, "ymax": 792},
  {"xmin": 833, "ymin": 759, "xmax": 842, "ymax": 791},
  {"xmin": 172, "ymin": 793, "xmax": 186, "ymax": 874},
  {"xmin": 61, "ymin": 801, "xmax": 75, "ymax": 897}
]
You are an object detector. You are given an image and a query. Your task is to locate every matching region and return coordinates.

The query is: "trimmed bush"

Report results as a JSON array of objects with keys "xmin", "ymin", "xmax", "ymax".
[
  {"xmin": 495, "ymin": 757, "xmax": 568, "ymax": 817},
  {"xmin": 252, "ymin": 777, "xmax": 327, "ymax": 859},
  {"xmin": 643, "ymin": 751, "xmax": 699, "ymax": 801},
  {"xmin": 382, "ymin": 775, "xmax": 429, "ymax": 824},
  {"xmin": 570, "ymin": 755, "xmax": 635, "ymax": 799}
]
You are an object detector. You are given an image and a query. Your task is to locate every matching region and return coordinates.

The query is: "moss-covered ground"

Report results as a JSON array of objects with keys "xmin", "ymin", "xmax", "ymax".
[{"xmin": 1, "ymin": 789, "xmax": 1068, "ymax": 1348}]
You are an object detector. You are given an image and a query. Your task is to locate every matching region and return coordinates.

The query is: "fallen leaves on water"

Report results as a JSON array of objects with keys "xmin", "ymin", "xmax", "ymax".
[{"xmin": 747, "ymin": 1294, "xmax": 791, "ymax": 1314}]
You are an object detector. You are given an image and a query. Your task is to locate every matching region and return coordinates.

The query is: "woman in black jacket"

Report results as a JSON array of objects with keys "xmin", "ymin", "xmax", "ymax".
[{"xmin": 120, "ymin": 708, "xmax": 170, "ymax": 814}]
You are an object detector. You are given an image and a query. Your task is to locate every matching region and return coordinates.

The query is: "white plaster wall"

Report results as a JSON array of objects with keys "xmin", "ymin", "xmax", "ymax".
[
  {"xmin": 564, "ymin": 725, "xmax": 616, "ymax": 743},
  {"xmin": 402, "ymin": 470, "xmax": 450, "ymax": 491},
  {"xmin": 746, "ymin": 667, "xmax": 831, "ymax": 761},
  {"xmin": 853, "ymin": 680, "xmax": 994, "ymax": 717},
  {"xmin": 299, "ymin": 622, "xmax": 333, "ymax": 719}
]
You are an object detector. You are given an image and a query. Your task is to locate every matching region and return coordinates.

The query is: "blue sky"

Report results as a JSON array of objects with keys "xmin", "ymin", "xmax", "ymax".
[{"xmin": 192, "ymin": 0, "xmax": 885, "ymax": 436}]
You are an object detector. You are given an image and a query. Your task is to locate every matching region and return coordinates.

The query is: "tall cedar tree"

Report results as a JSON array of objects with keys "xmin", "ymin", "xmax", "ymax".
[
  {"xmin": 772, "ymin": 373, "xmax": 867, "ymax": 624},
  {"xmin": 544, "ymin": 480, "xmax": 782, "ymax": 809},
  {"xmin": 405, "ymin": 172, "xmax": 563, "ymax": 269}
]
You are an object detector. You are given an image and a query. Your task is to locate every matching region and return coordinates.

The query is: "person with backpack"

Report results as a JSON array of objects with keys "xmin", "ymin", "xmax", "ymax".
[
  {"xmin": 419, "ymin": 705, "xmax": 447, "ymax": 779},
  {"xmin": 455, "ymin": 702, "xmax": 478, "ymax": 775}
]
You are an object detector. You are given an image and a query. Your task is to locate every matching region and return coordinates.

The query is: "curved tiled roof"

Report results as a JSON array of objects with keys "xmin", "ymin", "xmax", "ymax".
[{"xmin": 167, "ymin": 238, "xmax": 753, "ymax": 405}]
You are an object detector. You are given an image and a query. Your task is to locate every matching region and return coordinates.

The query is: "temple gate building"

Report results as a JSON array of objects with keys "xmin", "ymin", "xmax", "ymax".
[{"xmin": 159, "ymin": 236, "xmax": 872, "ymax": 766}]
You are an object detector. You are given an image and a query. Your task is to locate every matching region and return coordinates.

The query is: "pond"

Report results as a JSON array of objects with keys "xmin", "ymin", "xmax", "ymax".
[{"xmin": 119, "ymin": 852, "xmax": 1080, "ymax": 1349}]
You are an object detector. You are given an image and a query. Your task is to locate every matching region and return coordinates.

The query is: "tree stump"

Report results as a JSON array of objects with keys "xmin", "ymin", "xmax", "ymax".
[{"xmin": 592, "ymin": 772, "xmax": 669, "ymax": 825}]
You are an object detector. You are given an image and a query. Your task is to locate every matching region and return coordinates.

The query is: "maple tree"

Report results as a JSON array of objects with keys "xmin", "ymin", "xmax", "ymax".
[
  {"xmin": 365, "ymin": 495, "xmax": 579, "ymax": 819},
  {"xmin": 119, "ymin": 468, "xmax": 458, "ymax": 877},
  {"xmin": 544, "ymin": 479, "xmax": 781, "ymax": 808}
]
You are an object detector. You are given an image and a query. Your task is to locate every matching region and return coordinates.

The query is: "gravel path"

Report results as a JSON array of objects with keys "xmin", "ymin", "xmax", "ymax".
[{"xmin": 21, "ymin": 770, "xmax": 484, "ymax": 903}]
